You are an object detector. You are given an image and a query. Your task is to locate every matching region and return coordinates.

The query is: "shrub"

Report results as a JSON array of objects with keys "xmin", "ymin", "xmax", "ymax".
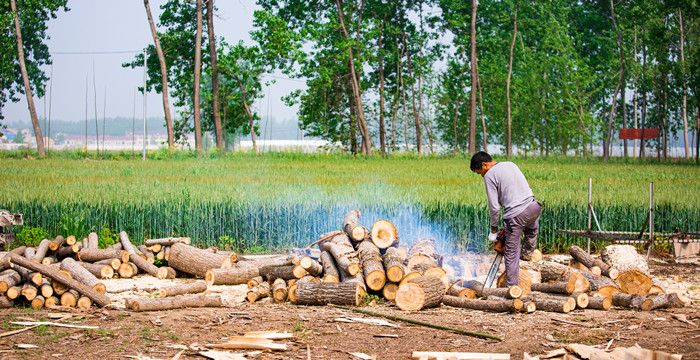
[{"xmin": 14, "ymin": 226, "xmax": 49, "ymax": 248}]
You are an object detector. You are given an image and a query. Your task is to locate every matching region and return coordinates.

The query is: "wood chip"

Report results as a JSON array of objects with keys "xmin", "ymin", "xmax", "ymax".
[
  {"xmin": 334, "ymin": 317, "xmax": 398, "ymax": 328},
  {"xmin": 15, "ymin": 344, "xmax": 38, "ymax": 349},
  {"xmin": 349, "ymin": 352, "xmax": 375, "ymax": 360},
  {"xmin": 242, "ymin": 331, "xmax": 294, "ymax": 340},
  {"xmin": 198, "ymin": 350, "xmax": 247, "ymax": 360},
  {"xmin": 10, "ymin": 321, "xmax": 98, "ymax": 330},
  {"xmin": 372, "ymin": 333, "xmax": 399, "ymax": 338},
  {"xmin": 0, "ymin": 325, "xmax": 40, "ymax": 338}
]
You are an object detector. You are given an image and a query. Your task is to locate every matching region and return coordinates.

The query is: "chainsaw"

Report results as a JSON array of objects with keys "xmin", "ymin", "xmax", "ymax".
[{"xmin": 484, "ymin": 230, "xmax": 506, "ymax": 288}]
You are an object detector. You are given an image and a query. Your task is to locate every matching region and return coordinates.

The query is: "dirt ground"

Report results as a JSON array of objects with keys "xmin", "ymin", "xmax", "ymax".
[{"xmin": 1, "ymin": 262, "xmax": 699, "ymax": 360}]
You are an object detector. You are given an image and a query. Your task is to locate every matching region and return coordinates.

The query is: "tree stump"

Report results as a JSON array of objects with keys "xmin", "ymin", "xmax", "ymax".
[
  {"xmin": 206, "ymin": 265, "xmax": 259, "ymax": 286},
  {"xmin": 295, "ymin": 282, "xmax": 363, "ymax": 306},
  {"xmin": 60, "ymin": 289, "xmax": 79, "ymax": 307},
  {"xmin": 319, "ymin": 251, "xmax": 340, "ymax": 283},
  {"xmin": 396, "ymin": 275, "xmax": 444, "ymax": 311},
  {"xmin": 21, "ymin": 283, "xmax": 37, "ymax": 301},
  {"xmin": 370, "ymin": 220, "xmax": 399, "ymax": 249},
  {"xmin": 44, "ymin": 296, "xmax": 59, "ymax": 307},
  {"xmin": 442, "ymin": 295, "xmax": 522, "ymax": 312},
  {"xmin": 77, "ymin": 296, "xmax": 93, "ymax": 309},
  {"xmin": 343, "ymin": 209, "xmax": 368, "ymax": 242},
  {"xmin": 126, "ymin": 294, "xmax": 223, "ymax": 311},
  {"xmin": 118, "ymin": 262, "xmax": 138, "ymax": 278},
  {"xmin": 357, "ymin": 240, "xmax": 386, "ymax": 291}
]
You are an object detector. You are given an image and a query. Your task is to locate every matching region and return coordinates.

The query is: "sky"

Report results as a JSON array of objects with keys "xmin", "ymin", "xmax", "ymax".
[{"xmin": 4, "ymin": 0, "xmax": 303, "ymax": 125}]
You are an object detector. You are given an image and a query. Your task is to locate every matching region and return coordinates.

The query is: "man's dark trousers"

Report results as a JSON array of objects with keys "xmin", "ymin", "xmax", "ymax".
[{"xmin": 503, "ymin": 200, "xmax": 543, "ymax": 286}]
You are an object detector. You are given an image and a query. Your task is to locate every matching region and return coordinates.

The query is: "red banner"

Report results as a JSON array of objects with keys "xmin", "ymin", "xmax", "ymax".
[{"xmin": 619, "ymin": 128, "xmax": 659, "ymax": 140}]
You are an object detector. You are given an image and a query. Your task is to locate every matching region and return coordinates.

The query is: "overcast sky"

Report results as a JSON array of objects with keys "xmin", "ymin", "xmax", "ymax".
[{"xmin": 4, "ymin": 0, "xmax": 303, "ymax": 124}]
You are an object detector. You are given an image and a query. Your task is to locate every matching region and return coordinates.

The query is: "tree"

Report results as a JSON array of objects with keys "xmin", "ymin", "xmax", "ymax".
[
  {"xmin": 193, "ymin": 0, "xmax": 204, "ymax": 156},
  {"xmin": 468, "ymin": 0, "xmax": 478, "ymax": 154},
  {"xmin": 505, "ymin": 0, "xmax": 517, "ymax": 157},
  {"xmin": 206, "ymin": 0, "xmax": 224, "ymax": 151},
  {"xmin": 13, "ymin": 129, "xmax": 25, "ymax": 144}
]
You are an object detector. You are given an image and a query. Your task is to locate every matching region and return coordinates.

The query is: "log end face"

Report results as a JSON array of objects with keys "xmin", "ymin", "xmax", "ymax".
[
  {"xmin": 365, "ymin": 270, "xmax": 386, "ymax": 291},
  {"xmin": 371, "ymin": 220, "xmax": 398, "ymax": 249},
  {"xmin": 396, "ymin": 282, "xmax": 424, "ymax": 311},
  {"xmin": 386, "ymin": 266, "xmax": 405, "ymax": 283}
]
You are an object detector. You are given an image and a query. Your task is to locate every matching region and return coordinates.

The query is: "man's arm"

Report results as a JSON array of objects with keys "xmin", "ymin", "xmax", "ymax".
[{"xmin": 485, "ymin": 177, "xmax": 500, "ymax": 231}]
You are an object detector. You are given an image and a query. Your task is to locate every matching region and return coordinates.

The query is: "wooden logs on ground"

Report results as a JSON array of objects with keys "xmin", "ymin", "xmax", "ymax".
[
  {"xmin": 300, "ymin": 256, "xmax": 323, "ymax": 276},
  {"xmin": 128, "ymin": 252, "xmax": 160, "ymax": 277},
  {"xmin": 7, "ymin": 253, "xmax": 110, "ymax": 307},
  {"xmin": 319, "ymin": 233, "xmax": 360, "ymax": 276},
  {"xmin": 168, "ymin": 243, "xmax": 231, "ymax": 277},
  {"xmin": 406, "ymin": 237, "xmax": 442, "ymax": 269},
  {"xmin": 530, "ymin": 281, "xmax": 573, "ymax": 295},
  {"xmin": 30, "ymin": 295, "xmax": 45, "ymax": 309},
  {"xmin": 95, "ymin": 258, "xmax": 122, "ymax": 270},
  {"xmin": 569, "ymin": 245, "xmax": 618, "ymax": 279},
  {"xmin": 21, "ymin": 283, "xmax": 37, "ymax": 301},
  {"xmin": 538, "ymin": 261, "xmax": 589, "ymax": 293},
  {"xmin": 460, "ymin": 280, "xmax": 485, "ymax": 297},
  {"xmin": 383, "ymin": 246, "xmax": 407, "ymax": 283},
  {"xmin": 144, "ymin": 237, "xmax": 191, "ymax": 247},
  {"xmin": 357, "ymin": 240, "xmax": 386, "ymax": 291},
  {"xmin": 260, "ymin": 265, "xmax": 297, "ymax": 281},
  {"xmin": 292, "ymin": 265, "xmax": 308, "ymax": 278},
  {"xmin": 370, "ymin": 220, "xmax": 399, "ymax": 249},
  {"xmin": 396, "ymin": 275, "xmax": 444, "ymax": 311},
  {"xmin": 0, "ymin": 269, "xmax": 21, "ymax": 293},
  {"xmin": 118, "ymin": 262, "xmax": 138, "ymax": 278},
  {"xmin": 571, "ymin": 292, "xmax": 589, "ymax": 309},
  {"xmin": 248, "ymin": 276, "xmax": 264, "ymax": 288},
  {"xmin": 60, "ymin": 289, "xmax": 79, "ymax": 307},
  {"xmin": 646, "ymin": 293, "xmax": 685, "ymax": 310},
  {"xmin": 77, "ymin": 296, "xmax": 93, "ymax": 309},
  {"xmin": 615, "ymin": 270, "xmax": 653, "ymax": 295},
  {"xmin": 295, "ymin": 281, "xmax": 363, "ymax": 306},
  {"xmin": 206, "ymin": 265, "xmax": 259, "ymax": 286},
  {"xmin": 60, "ymin": 258, "xmax": 107, "ymax": 294},
  {"xmin": 247, "ymin": 281, "xmax": 271, "ymax": 303},
  {"xmin": 157, "ymin": 266, "xmax": 177, "ymax": 280},
  {"xmin": 77, "ymin": 261, "xmax": 114, "ymax": 279},
  {"xmin": 6, "ymin": 286, "xmax": 21, "ymax": 300},
  {"xmin": 0, "ymin": 295, "xmax": 12, "ymax": 308},
  {"xmin": 156, "ymin": 281, "xmax": 207, "ymax": 297},
  {"xmin": 78, "ymin": 248, "xmax": 128, "ymax": 263},
  {"xmin": 272, "ymin": 278, "xmax": 288, "ymax": 303},
  {"xmin": 587, "ymin": 295, "xmax": 612, "ymax": 310},
  {"xmin": 40, "ymin": 280, "xmax": 53, "ymax": 298},
  {"xmin": 44, "ymin": 296, "xmax": 59, "ymax": 307},
  {"xmin": 442, "ymin": 295, "xmax": 522, "ymax": 313},
  {"xmin": 0, "ymin": 247, "xmax": 27, "ymax": 271},
  {"xmin": 126, "ymin": 294, "xmax": 223, "ymax": 311},
  {"xmin": 57, "ymin": 244, "xmax": 81, "ymax": 259},
  {"xmin": 612, "ymin": 293, "xmax": 649, "ymax": 310},
  {"xmin": 382, "ymin": 282, "xmax": 399, "ymax": 301},
  {"xmin": 319, "ymin": 251, "xmax": 340, "ymax": 283},
  {"xmin": 601, "ymin": 244, "xmax": 649, "ymax": 275},
  {"xmin": 86, "ymin": 232, "xmax": 99, "ymax": 250},
  {"xmin": 287, "ymin": 275, "xmax": 315, "ymax": 303},
  {"xmin": 481, "ymin": 286, "xmax": 522, "ymax": 299},
  {"xmin": 33, "ymin": 239, "xmax": 51, "ymax": 262},
  {"xmin": 526, "ymin": 296, "xmax": 573, "ymax": 313},
  {"xmin": 343, "ymin": 209, "xmax": 368, "ymax": 242},
  {"xmin": 48, "ymin": 236, "xmax": 65, "ymax": 252},
  {"xmin": 65, "ymin": 236, "xmax": 77, "ymax": 246},
  {"xmin": 447, "ymin": 284, "xmax": 477, "ymax": 299}
]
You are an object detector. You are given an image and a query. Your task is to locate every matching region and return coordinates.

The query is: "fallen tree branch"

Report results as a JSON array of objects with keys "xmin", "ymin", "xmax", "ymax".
[
  {"xmin": 330, "ymin": 305, "xmax": 502, "ymax": 341},
  {"xmin": 10, "ymin": 321, "xmax": 98, "ymax": 330}
]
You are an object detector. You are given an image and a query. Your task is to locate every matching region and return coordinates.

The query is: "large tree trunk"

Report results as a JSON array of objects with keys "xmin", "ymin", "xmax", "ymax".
[
  {"xmin": 193, "ymin": 0, "xmax": 204, "ymax": 156},
  {"xmin": 608, "ymin": 0, "xmax": 626, "ymax": 159},
  {"xmin": 335, "ymin": 0, "xmax": 371, "ymax": 155},
  {"xmin": 237, "ymin": 79, "xmax": 257, "ymax": 153},
  {"xmin": 505, "ymin": 1, "xmax": 517, "ymax": 157},
  {"xmin": 206, "ymin": 0, "xmax": 224, "ymax": 151},
  {"xmin": 476, "ymin": 64, "xmax": 487, "ymax": 151},
  {"xmin": 357, "ymin": 240, "xmax": 386, "ymax": 291},
  {"xmin": 396, "ymin": 275, "xmax": 444, "ymax": 311},
  {"xmin": 403, "ymin": 32, "xmax": 422, "ymax": 155},
  {"xmin": 143, "ymin": 0, "xmax": 175, "ymax": 152},
  {"xmin": 295, "ymin": 281, "xmax": 363, "ymax": 306},
  {"xmin": 10, "ymin": 0, "xmax": 45, "ymax": 157},
  {"xmin": 468, "ymin": 0, "xmax": 478, "ymax": 154},
  {"xmin": 442, "ymin": 295, "xmax": 521, "ymax": 313},
  {"xmin": 127, "ymin": 294, "xmax": 223, "ymax": 311},
  {"xmin": 678, "ymin": 10, "xmax": 690, "ymax": 159}
]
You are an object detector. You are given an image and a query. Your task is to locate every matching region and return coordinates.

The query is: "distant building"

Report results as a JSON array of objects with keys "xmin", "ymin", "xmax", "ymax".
[{"xmin": 0, "ymin": 130, "xmax": 16, "ymax": 142}]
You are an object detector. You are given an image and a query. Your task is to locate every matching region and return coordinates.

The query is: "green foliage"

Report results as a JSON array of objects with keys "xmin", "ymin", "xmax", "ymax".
[
  {"xmin": 59, "ymin": 212, "xmax": 88, "ymax": 239},
  {"xmin": 14, "ymin": 225, "xmax": 49, "ymax": 247},
  {"xmin": 13, "ymin": 130, "xmax": 24, "ymax": 143},
  {"xmin": 98, "ymin": 226, "xmax": 119, "ymax": 249}
]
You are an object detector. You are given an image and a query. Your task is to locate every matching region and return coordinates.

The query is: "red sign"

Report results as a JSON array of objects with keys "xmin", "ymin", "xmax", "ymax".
[{"xmin": 619, "ymin": 128, "xmax": 659, "ymax": 140}]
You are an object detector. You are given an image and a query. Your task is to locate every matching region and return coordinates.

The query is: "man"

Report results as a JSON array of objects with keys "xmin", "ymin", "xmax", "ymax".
[{"xmin": 470, "ymin": 151, "xmax": 542, "ymax": 286}]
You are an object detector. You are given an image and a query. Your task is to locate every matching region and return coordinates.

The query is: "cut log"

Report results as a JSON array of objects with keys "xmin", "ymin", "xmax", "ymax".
[
  {"xmin": 44, "ymin": 296, "xmax": 59, "ymax": 307},
  {"xmin": 319, "ymin": 251, "xmax": 340, "ymax": 283},
  {"xmin": 128, "ymin": 252, "xmax": 159, "ymax": 277},
  {"xmin": 21, "ymin": 283, "xmax": 37, "ymax": 301},
  {"xmin": 60, "ymin": 258, "xmax": 106, "ymax": 294},
  {"xmin": 292, "ymin": 265, "xmax": 308, "ymax": 279},
  {"xmin": 8, "ymin": 253, "xmax": 110, "ymax": 306},
  {"xmin": 447, "ymin": 285, "xmax": 477, "ymax": 299},
  {"xmin": 40, "ymin": 280, "xmax": 53, "ymax": 298},
  {"xmin": 537, "ymin": 261, "xmax": 589, "ymax": 293},
  {"xmin": 146, "ymin": 243, "xmax": 162, "ymax": 254},
  {"xmin": 495, "ymin": 269, "xmax": 533, "ymax": 295},
  {"xmin": 77, "ymin": 261, "xmax": 114, "ymax": 279},
  {"xmin": 383, "ymin": 246, "xmax": 407, "ymax": 283},
  {"xmin": 396, "ymin": 276, "xmax": 444, "ymax": 311},
  {"xmin": 78, "ymin": 248, "xmax": 128, "ymax": 263},
  {"xmin": 156, "ymin": 281, "xmax": 207, "ymax": 297},
  {"xmin": 357, "ymin": 240, "xmax": 387, "ymax": 291},
  {"xmin": 157, "ymin": 266, "xmax": 177, "ymax": 280},
  {"xmin": 319, "ymin": 233, "xmax": 360, "ymax": 276},
  {"xmin": 482, "ymin": 286, "xmax": 522, "ymax": 299},
  {"xmin": 51, "ymin": 270, "xmax": 72, "ymax": 296},
  {"xmin": 221, "ymin": 252, "xmax": 239, "ymax": 268},
  {"xmin": 248, "ymin": 276, "xmax": 264, "ymax": 288},
  {"xmin": 206, "ymin": 265, "xmax": 259, "ymax": 286},
  {"xmin": 525, "ymin": 296, "xmax": 572, "ymax": 313},
  {"xmin": 33, "ymin": 239, "xmax": 51, "ymax": 262},
  {"xmin": 86, "ymin": 232, "xmax": 99, "ymax": 250},
  {"xmin": 272, "ymin": 278, "xmax": 287, "ymax": 303},
  {"xmin": 460, "ymin": 280, "xmax": 485, "ymax": 297},
  {"xmin": 138, "ymin": 246, "xmax": 155, "ymax": 264},
  {"xmin": 587, "ymin": 295, "xmax": 612, "ymax": 310},
  {"xmin": 287, "ymin": 275, "xmax": 315, "ymax": 303},
  {"xmin": 0, "ymin": 247, "xmax": 27, "ymax": 271},
  {"xmin": 399, "ymin": 271, "xmax": 421, "ymax": 287},
  {"xmin": 295, "ymin": 281, "xmax": 363, "ymax": 306},
  {"xmin": 530, "ymin": 281, "xmax": 574, "ymax": 295},
  {"xmin": 6, "ymin": 286, "xmax": 21, "ymax": 300},
  {"xmin": 370, "ymin": 220, "xmax": 399, "ymax": 249},
  {"xmin": 77, "ymin": 296, "xmax": 93, "ymax": 309},
  {"xmin": 612, "ymin": 293, "xmax": 649, "ymax": 310},
  {"xmin": 259, "ymin": 265, "xmax": 297, "ymax": 281},
  {"xmin": 569, "ymin": 245, "xmax": 617, "ymax": 278},
  {"xmin": 41, "ymin": 256, "xmax": 57, "ymax": 265},
  {"xmin": 24, "ymin": 247, "xmax": 35, "ymax": 259},
  {"xmin": 0, "ymin": 295, "xmax": 12, "ymax": 308},
  {"xmin": 238, "ymin": 254, "xmax": 296, "ymax": 268},
  {"xmin": 382, "ymin": 282, "xmax": 399, "ymax": 301},
  {"xmin": 118, "ymin": 262, "xmax": 137, "ymax": 278},
  {"xmin": 0, "ymin": 269, "xmax": 21, "ymax": 293},
  {"xmin": 27, "ymin": 272, "xmax": 43, "ymax": 286},
  {"xmin": 571, "ymin": 292, "xmax": 589, "ymax": 309},
  {"xmin": 48, "ymin": 236, "xmax": 65, "ymax": 252},
  {"xmin": 168, "ymin": 243, "xmax": 230, "ymax": 277},
  {"xmin": 442, "ymin": 295, "xmax": 521, "ymax": 312},
  {"xmin": 615, "ymin": 270, "xmax": 653, "ymax": 295},
  {"xmin": 144, "ymin": 237, "xmax": 191, "ymax": 247},
  {"xmin": 65, "ymin": 236, "xmax": 77, "ymax": 246},
  {"xmin": 57, "ymin": 244, "xmax": 81, "ymax": 259},
  {"xmin": 247, "ymin": 281, "xmax": 271, "ymax": 303},
  {"xmin": 163, "ymin": 246, "xmax": 170, "ymax": 261},
  {"xmin": 29, "ymin": 295, "xmax": 44, "ymax": 309},
  {"xmin": 645, "ymin": 293, "xmax": 685, "ymax": 311},
  {"xmin": 343, "ymin": 209, "xmax": 368, "ymax": 241},
  {"xmin": 648, "ymin": 279, "xmax": 665, "ymax": 295},
  {"xmin": 126, "ymin": 294, "xmax": 223, "ymax": 311},
  {"xmin": 407, "ymin": 237, "xmax": 442, "ymax": 269},
  {"xmin": 300, "ymin": 256, "xmax": 323, "ymax": 276},
  {"xmin": 601, "ymin": 244, "xmax": 649, "ymax": 275},
  {"xmin": 95, "ymin": 258, "xmax": 121, "ymax": 270},
  {"xmin": 60, "ymin": 289, "xmax": 78, "ymax": 307}
]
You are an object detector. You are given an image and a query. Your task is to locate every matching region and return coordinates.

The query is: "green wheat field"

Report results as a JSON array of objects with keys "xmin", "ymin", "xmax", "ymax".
[{"xmin": 1, "ymin": 152, "xmax": 699, "ymax": 253}]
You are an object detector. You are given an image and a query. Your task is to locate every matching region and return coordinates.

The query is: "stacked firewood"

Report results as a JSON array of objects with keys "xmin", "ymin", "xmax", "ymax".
[{"xmin": 0, "ymin": 232, "xmax": 189, "ymax": 310}]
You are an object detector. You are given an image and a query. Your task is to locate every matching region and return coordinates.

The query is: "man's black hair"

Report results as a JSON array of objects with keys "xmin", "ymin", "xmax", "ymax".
[{"xmin": 470, "ymin": 151, "xmax": 492, "ymax": 171}]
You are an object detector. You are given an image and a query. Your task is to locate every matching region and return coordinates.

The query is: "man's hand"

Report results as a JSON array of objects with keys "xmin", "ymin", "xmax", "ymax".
[{"xmin": 488, "ymin": 231, "xmax": 498, "ymax": 242}]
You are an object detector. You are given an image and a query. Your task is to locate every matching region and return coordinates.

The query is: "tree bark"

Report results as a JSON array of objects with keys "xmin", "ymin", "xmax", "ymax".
[
  {"xmin": 237, "ymin": 79, "xmax": 258, "ymax": 153},
  {"xmin": 396, "ymin": 275, "xmax": 444, "ymax": 311},
  {"xmin": 587, "ymin": 295, "xmax": 612, "ymax": 310},
  {"xmin": 143, "ymin": 0, "xmax": 175, "ymax": 152},
  {"xmin": 33, "ymin": 239, "xmax": 50, "ymax": 262},
  {"xmin": 343, "ymin": 209, "xmax": 367, "ymax": 242},
  {"xmin": 383, "ymin": 246, "xmax": 407, "ymax": 283},
  {"xmin": 447, "ymin": 284, "xmax": 477, "ymax": 299},
  {"xmin": 319, "ymin": 251, "xmax": 340, "ymax": 283},
  {"xmin": 168, "ymin": 243, "xmax": 230, "ymax": 277},
  {"xmin": 407, "ymin": 237, "xmax": 441, "ymax": 269},
  {"xmin": 481, "ymin": 286, "xmax": 522, "ymax": 299},
  {"xmin": 120, "ymin": 232, "xmax": 160, "ymax": 277},
  {"xmin": 10, "ymin": 0, "xmax": 45, "ymax": 157},
  {"xmin": 468, "ymin": 0, "xmax": 478, "ymax": 154},
  {"xmin": 524, "ymin": 295, "xmax": 572, "ymax": 313},
  {"xmin": 156, "ymin": 281, "xmax": 207, "ymax": 297},
  {"xmin": 78, "ymin": 248, "xmax": 128, "ymax": 263},
  {"xmin": 537, "ymin": 260, "xmax": 589, "ymax": 293},
  {"xmin": 612, "ymin": 293, "xmax": 649, "ymax": 310},
  {"xmin": 144, "ymin": 237, "xmax": 191, "ymax": 247},
  {"xmin": 296, "ymin": 281, "xmax": 363, "ymax": 306},
  {"xmin": 357, "ymin": 240, "xmax": 386, "ymax": 291},
  {"xmin": 0, "ymin": 269, "xmax": 21, "ymax": 293},
  {"xmin": 569, "ymin": 245, "xmax": 617, "ymax": 279},
  {"xmin": 206, "ymin": 0, "xmax": 224, "ymax": 151},
  {"xmin": 0, "ymin": 247, "xmax": 27, "ymax": 271},
  {"xmin": 476, "ymin": 63, "xmax": 487, "ymax": 151},
  {"xmin": 678, "ymin": 10, "xmax": 690, "ymax": 158},
  {"xmin": 127, "ymin": 294, "xmax": 223, "ymax": 311},
  {"xmin": 193, "ymin": 0, "xmax": 204, "ymax": 156},
  {"xmin": 442, "ymin": 295, "xmax": 521, "ymax": 313},
  {"xmin": 646, "ymin": 293, "xmax": 685, "ymax": 311},
  {"xmin": 505, "ymin": 0, "xmax": 517, "ymax": 157},
  {"xmin": 319, "ymin": 233, "xmax": 360, "ymax": 275},
  {"xmin": 77, "ymin": 261, "xmax": 114, "ymax": 279},
  {"xmin": 403, "ymin": 32, "xmax": 422, "ymax": 155},
  {"xmin": 300, "ymin": 256, "xmax": 323, "ymax": 276},
  {"xmin": 205, "ymin": 265, "xmax": 259, "ymax": 285}
]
